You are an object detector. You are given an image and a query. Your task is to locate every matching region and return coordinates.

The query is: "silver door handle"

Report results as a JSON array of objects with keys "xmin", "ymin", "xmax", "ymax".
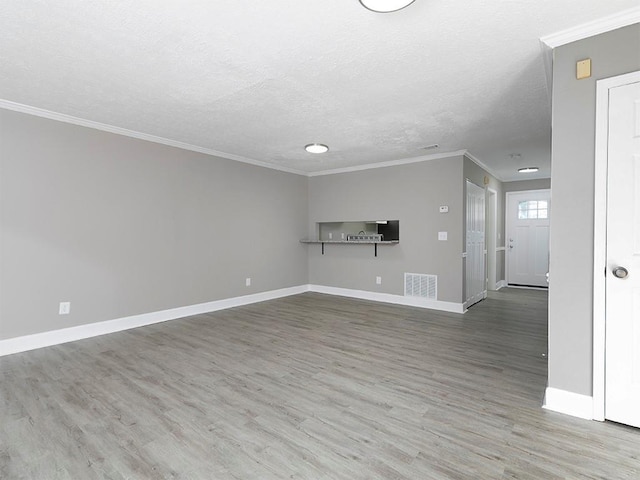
[{"xmin": 612, "ymin": 266, "xmax": 629, "ymax": 279}]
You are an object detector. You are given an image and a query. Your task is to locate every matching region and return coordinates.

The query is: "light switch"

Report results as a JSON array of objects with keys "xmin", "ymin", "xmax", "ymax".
[
  {"xmin": 439, "ymin": 205, "xmax": 449, "ymax": 213},
  {"xmin": 438, "ymin": 231, "xmax": 448, "ymax": 241},
  {"xmin": 577, "ymin": 59, "xmax": 591, "ymax": 80}
]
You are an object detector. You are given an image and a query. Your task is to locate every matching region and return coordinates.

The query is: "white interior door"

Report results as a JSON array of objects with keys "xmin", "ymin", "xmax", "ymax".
[
  {"xmin": 465, "ymin": 180, "xmax": 486, "ymax": 307},
  {"xmin": 506, "ymin": 190, "xmax": 550, "ymax": 287},
  {"xmin": 605, "ymin": 80, "xmax": 640, "ymax": 428},
  {"xmin": 487, "ymin": 189, "xmax": 498, "ymax": 290}
]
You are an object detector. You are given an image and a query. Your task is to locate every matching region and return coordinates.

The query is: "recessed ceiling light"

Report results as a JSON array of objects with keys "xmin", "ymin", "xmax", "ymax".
[
  {"xmin": 518, "ymin": 167, "xmax": 539, "ymax": 173},
  {"xmin": 359, "ymin": 0, "xmax": 416, "ymax": 13},
  {"xmin": 305, "ymin": 143, "xmax": 329, "ymax": 154}
]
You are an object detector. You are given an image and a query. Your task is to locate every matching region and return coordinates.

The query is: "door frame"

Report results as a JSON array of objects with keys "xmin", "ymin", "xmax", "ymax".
[
  {"xmin": 593, "ymin": 70, "xmax": 640, "ymax": 421},
  {"xmin": 505, "ymin": 189, "xmax": 551, "ymax": 286}
]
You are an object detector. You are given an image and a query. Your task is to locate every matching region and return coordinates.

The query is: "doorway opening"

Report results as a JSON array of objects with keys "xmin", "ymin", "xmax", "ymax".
[{"xmin": 505, "ymin": 189, "xmax": 551, "ymax": 288}]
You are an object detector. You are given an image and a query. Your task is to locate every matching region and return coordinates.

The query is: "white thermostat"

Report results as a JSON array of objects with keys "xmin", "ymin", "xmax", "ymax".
[{"xmin": 439, "ymin": 205, "xmax": 449, "ymax": 213}]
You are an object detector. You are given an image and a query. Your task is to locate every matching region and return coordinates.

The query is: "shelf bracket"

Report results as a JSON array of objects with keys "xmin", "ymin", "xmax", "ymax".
[
  {"xmin": 321, "ymin": 242, "xmax": 324, "ymax": 255},
  {"xmin": 374, "ymin": 243, "xmax": 378, "ymax": 257}
]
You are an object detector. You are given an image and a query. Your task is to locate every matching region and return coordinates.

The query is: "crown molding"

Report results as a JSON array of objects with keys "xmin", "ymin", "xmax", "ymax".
[
  {"xmin": 0, "ymin": 99, "xmax": 308, "ymax": 177},
  {"xmin": 307, "ymin": 150, "xmax": 468, "ymax": 177},
  {"xmin": 463, "ymin": 150, "xmax": 504, "ymax": 182},
  {"xmin": 541, "ymin": 7, "xmax": 640, "ymax": 48},
  {"xmin": 0, "ymin": 99, "xmax": 507, "ymax": 181}
]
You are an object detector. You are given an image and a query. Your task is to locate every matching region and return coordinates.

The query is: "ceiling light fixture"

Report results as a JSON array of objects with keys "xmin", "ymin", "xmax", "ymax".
[
  {"xmin": 359, "ymin": 0, "xmax": 416, "ymax": 13},
  {"xmin": 518, "ymin": 167, "xmax": 539, "ymax": 173},
  {"xmin": 305, "ymin": 143, "xmax": 329, "ymax": 154}
]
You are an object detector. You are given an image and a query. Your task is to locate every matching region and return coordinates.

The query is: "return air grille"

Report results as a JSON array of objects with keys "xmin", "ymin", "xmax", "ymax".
[{"xmin": 404, "ymin": 273, "xmax": 437, "ymax": 300}]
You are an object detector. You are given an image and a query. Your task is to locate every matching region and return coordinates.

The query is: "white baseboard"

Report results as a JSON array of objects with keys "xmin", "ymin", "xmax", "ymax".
[
  {"xmin": 308, "ymin": 285, "xmax": 466, "ymax": 314},
  {"xmin": 1, "ymin": 284, "xmax": 467, "ymax": 357},
  {"xmin": 495, "ymin": 280, "xmax": 508, "ymax": 290},
  {"xmin": 0, "ymin": 285, "xmax": 308, "ymax": 357},
  {"xmin": 543, "ymin": 387, "xmax": 593, "ymax": 420}
]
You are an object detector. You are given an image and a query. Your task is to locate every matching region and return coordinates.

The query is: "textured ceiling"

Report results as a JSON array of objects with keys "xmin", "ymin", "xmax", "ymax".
[{"xmin": 0, "ymin": 1, "xmax": 638, "ymax": 180}]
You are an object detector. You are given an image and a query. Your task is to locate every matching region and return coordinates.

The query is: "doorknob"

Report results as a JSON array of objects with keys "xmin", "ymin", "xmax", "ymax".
[{"xmin": 612, "ymin": 266, "xmax": 629, "ymax": 279}]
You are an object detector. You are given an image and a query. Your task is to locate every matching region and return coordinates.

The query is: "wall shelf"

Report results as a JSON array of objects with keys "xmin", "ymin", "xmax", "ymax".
[{"xmin": 300, "ymin": 239, "xmax": 399, "ymax": 257}]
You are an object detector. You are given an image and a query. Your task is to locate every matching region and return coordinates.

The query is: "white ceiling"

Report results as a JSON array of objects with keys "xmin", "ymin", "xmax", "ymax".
[{"xmin": 0, "ymin": 1, "xmax": 638, "ymax": 180}]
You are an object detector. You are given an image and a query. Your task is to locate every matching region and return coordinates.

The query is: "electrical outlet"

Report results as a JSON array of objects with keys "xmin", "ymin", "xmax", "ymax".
[
  {"xmin": 59, "ymin": 302, "xmax": 71, "ymax": 315},
  {"xmin": 438, "ymin": 231, "xmax": 448, "ymax": 241},
  {"xmin": 376, "ymin": 276, "xmax": 382, "ymax": 285},
  {"xmin": 245, "ymin": 277, "xmax": 251, "ymax": 287}
]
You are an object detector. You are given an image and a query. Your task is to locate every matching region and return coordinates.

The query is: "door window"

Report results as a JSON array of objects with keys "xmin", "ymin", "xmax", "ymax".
[{"xmin": 518, "ymin": 200, "xmax": 548, "ymax": 219}]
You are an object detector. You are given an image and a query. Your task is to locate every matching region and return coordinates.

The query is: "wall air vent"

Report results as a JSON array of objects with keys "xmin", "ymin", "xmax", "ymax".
[{"xmin": 404, "ymin": 273, "xmax": 437, "ymax": 300}]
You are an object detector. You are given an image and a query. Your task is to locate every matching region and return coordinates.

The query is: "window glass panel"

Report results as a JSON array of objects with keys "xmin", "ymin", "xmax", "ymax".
[{"xmin": 518, "ymin": 199, "xmax": 549, "ymax": 220}]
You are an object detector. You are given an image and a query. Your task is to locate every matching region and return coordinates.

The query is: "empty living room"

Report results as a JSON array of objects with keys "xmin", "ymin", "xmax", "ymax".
[{"xmin": 1, "ymin": 1, "xmax": 639, "ymax": 478}]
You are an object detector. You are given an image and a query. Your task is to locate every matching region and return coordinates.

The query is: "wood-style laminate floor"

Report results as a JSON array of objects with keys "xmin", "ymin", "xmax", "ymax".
[{"xmin": 1, "ymin": 289, "xmax": 638, "ymax": 479}]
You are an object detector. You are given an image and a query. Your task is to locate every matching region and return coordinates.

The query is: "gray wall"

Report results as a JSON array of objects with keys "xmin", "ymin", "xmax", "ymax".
[
  {"xmin": 308, "ymin": 157, "xmax": 464, "ymax": 303},
  {"xmin": 548, "ymin": 25, "xmax": 640, "ymax": 395},
  {"xmin": 503, "ymin": 178, "xmax": 551, "ymax": 194},
  {"xmin": 0, "ymin": 110, "xmax": 309, "ymax": 340}
]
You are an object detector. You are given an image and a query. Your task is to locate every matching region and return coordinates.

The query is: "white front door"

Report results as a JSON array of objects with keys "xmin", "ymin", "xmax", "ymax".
[
  {"xmin": 506, "ymin": 190, "xmax": 550, "ymax": 287},
  {"xmin": 465, "ymin": 180, "xmax": 486, "ymax": 307},
  {"xmin": 605, "ymin": 80, "xmax": 640, "ymax": 428}
]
